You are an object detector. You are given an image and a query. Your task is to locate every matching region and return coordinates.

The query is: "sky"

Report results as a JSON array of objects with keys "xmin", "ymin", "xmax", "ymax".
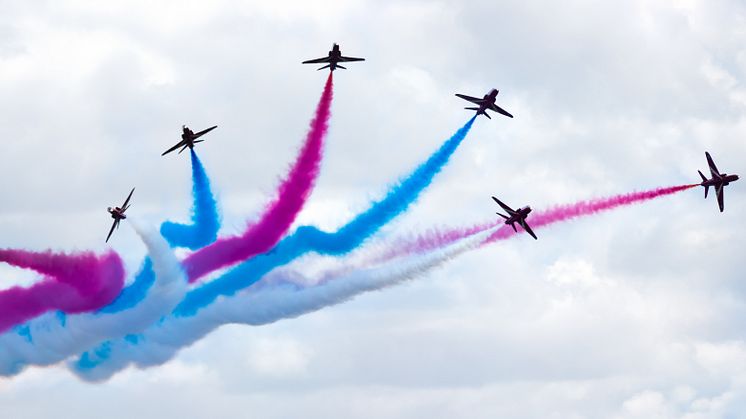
[{"xmin": 0, "ymin": 0, "xmax": 745, "ymax": 417}]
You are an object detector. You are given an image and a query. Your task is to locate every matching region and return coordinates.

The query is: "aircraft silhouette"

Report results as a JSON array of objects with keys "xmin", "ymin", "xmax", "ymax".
[
  {"xmin": 162, "ymin": 125, "xmax": 217, "ymax": 156},
  {"xmin": 492, "ymin": 196, "xmax": 537, "ymax": 240},
  {"xmin": 698, "ymin": 151, "xmax": 739, "ymax": 212},
  {"xmin": 302, "ymin": 43, "xmax": 365, "ymax": 71},
  {"xmin": 456, "ymin": 89, "xmax": 513, "ymax": 120},
  {"xmin": 106, "ymin": 187, "xmax": 134, "ymax": 243}
]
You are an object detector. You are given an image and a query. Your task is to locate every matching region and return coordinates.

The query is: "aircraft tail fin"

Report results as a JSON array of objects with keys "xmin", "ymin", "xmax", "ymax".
[
  {"xmin": 337, "ymin": 65, "xmax": 347, "ymax": 70},
  {"xmin": 496, "ymin": 212, "xmax": 509, "ymax": 220},
  {"xmin": 465, "ymin": 107, "xmax": 479, "ymax": 111},
  {"xmin": 317, "ymin": 64, "xmax": 331, "ymax": 71},
  {"xmin": 510, "ymin": 222, "xmax": 517, "ymax": 232},
  {"xmin": 194, "ymin": 139, "xmax": 205, "ymax": 144}
]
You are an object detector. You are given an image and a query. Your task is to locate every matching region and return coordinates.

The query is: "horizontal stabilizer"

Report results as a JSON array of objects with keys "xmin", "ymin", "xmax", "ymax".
[
  {"xmin": 699, "ymin": 170, "xmax": 709, "ymax": 198},
  {"xmin": 317, "ymin": 64, "xmax": 331, "ymax": 71}
]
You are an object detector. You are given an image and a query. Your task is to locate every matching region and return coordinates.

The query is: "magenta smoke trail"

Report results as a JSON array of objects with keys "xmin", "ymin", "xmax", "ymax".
[
  {"xmin": 482, "ymin": 183, "xmax": 698, "ymax": 244},
  {"xmin": 367, "ymin": 221, "xmax": 498, "ymax": 265},
  {"xmin": 182, "ymin": 73, "xmax": 334, "ymax": 283},
  {"xmin": 375, "ymin": 184, "xmax": 698, "ymax": 261},
  {"xmin": 0, "ymin": 250, "xmax": 125, "ymax": 333}
]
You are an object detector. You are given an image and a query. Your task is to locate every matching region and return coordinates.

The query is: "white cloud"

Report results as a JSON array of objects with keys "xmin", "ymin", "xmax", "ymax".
[
  {"xmin": 0, "ymin": 0, "xmax": 744, "ymax": 417},
  {"xmin": 245, "ymin": 337, "xmax": 312, "ymax": 378}
]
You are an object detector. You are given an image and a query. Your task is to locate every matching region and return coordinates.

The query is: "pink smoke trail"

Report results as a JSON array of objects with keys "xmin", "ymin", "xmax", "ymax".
[
  {"xmin": 372, "ymin": 184, "xmax": 698, "ymax": 261},
  {"xmin": 482, "ymin": 183, "xmax": 698, "ymax": 245},
  {"xmin": 0, "ymin": 250, "xmax": 125, "ymax": 333},
  {"xmin": 182, "ymin": 73, "xmax": 334, "ymax": 282},
  {"xmin": 366, "ymin": 221, "xmax": 498, "ymax": 265}
]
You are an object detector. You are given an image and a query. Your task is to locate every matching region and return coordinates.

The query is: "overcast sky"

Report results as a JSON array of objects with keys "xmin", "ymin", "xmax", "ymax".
[{"xmin": 0, "ymin": 0, "xmax": 745, "ymax": 418}]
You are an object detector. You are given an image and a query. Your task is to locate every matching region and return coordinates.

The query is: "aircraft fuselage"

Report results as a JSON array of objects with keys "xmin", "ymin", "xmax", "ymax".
[
  {"xmin": 702, "ymin": 173, "xmax": 740, "ymax": 188},
  {"xmin": 504, "ymin": 206, "xmax": 532, "ymax": 226},
  {"xmin": 181, "ymin": 128, "xmax": 197, "ymax": 149},
  {"xmin": 330, "ymin": 44, "xmax": 341, "ymax": 58},
  {"xmin": 325, "ymin": 45, "xmax": 343, "ymax": 70},
  {"xmin": 475, "ymin": 89, "xmax": 499, "ymax": 114},
  {"xmin": 108, "ymin": 207, "xmax": 126, "ymax": 221}
]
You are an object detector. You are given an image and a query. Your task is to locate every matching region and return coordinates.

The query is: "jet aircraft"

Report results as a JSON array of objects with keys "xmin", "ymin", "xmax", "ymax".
[
  {"xmin": 698, "ymin": 151, "xmax": 739, "ymax": 212},
  {"xmin": 106, "ymin": 187, "xmax": 135, "ymax": 243},
  {"xmin": 492, "ymin": 196, "xmax": 537, "ymax": 240},
  {"xmin": 302, "ymin": 43, "xmax": 365, "ymax": 71},
  {"xmin": 161, "ymin": 125, "xmax": 217, "ymax": 156},
  {"xmin": 456, "ymin": 89, "xmax": 513, "ymax": 120}
]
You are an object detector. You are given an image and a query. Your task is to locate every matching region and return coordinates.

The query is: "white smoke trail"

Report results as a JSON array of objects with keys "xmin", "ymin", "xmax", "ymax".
[
  {"xmin": 69, "ymin": 228, "xmax": 493, "ymax": 381},
  {"xmin": 0, "ymin": 219, "xmax": 186, "ymax": 376}
]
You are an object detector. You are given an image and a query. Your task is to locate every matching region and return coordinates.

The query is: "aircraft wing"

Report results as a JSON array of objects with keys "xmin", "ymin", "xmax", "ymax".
[
  {"xmin": 338, "ymin": 56, "xmax": 365, "ymax": 62},
  {"xmin": 121, "ymin": 187, "xmax": 135, "ymax": 210},
  {"xmin": 716, "ymin": 184, "xmax": 725, "ymax": 212},
  {"xmin": 491, "ymin": 196, "xmax": 516, "ymax": 215},
  {"xmin": 302, "ymin": 57, "xmax": 331, "ymax": 64},
  {"xmin": 490, "ymin": 103, "xmax": 514, "ymax": 118},
  {"xmin": 706, "ymin": 152, "xmax": 721, "ymax": 177},
  {"xmin": 520, "ymin": 219, "xmax": 538, "ymax": 240},
  {"xmin": 455, "ymin": 94, "xmax": 485, "ymax": 105},
  {"xmin": 106, "ymin": 220, "xmax": 118, "ymax": 243},
  {"xmin": 193, "ymin": 125, "xmax": 217, "ymax": 138},
  {"xmin": 162, "ymin": 140, "xmax": 186, "ymax": 156}
]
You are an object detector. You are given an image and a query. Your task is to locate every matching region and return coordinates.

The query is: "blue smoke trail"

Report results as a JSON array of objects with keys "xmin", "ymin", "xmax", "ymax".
[
  {"xmin": 0, "ymin": 219, "xmax": 187, "ymax": 377},
  {"xmin": 174, "ymin": 116, "xmax": 476, "ymax": 316},
  {"xmin": 160, "ymin": 150, "xmax": 220, "ymax": 249},
  {"xmin": 99, "ymin": 150, "xmax": 219, "ymax": 313},
  {"xmin": 68, "ymin": 228, "xmax": 491, "ymax": 382},
  {"xmin": 73, "ymin": 117, "xmax": 476, "ymax": 374}
]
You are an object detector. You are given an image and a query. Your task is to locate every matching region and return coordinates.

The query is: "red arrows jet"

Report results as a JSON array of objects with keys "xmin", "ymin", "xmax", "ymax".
[
  {"xmin": 456, "ymin": 89, "xmax": 513, "ymax": 120},
  {"xmin": 302, "ymin": 43, "xmax": 365, "ymax": 71},
  {"xmin": 162, "ymin": 125, "xmax": 217, "ymax": 156},
  {"xmin": 698, "ymin": 151, "xmax": 739, "ymax": 212},
  {"xmin": 492, "ymin": 196, "xmax": 537, "ymax": 240},
  {"xmin": 106, "ymin": 188, "xmax": 134, "ymax": 243}
]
